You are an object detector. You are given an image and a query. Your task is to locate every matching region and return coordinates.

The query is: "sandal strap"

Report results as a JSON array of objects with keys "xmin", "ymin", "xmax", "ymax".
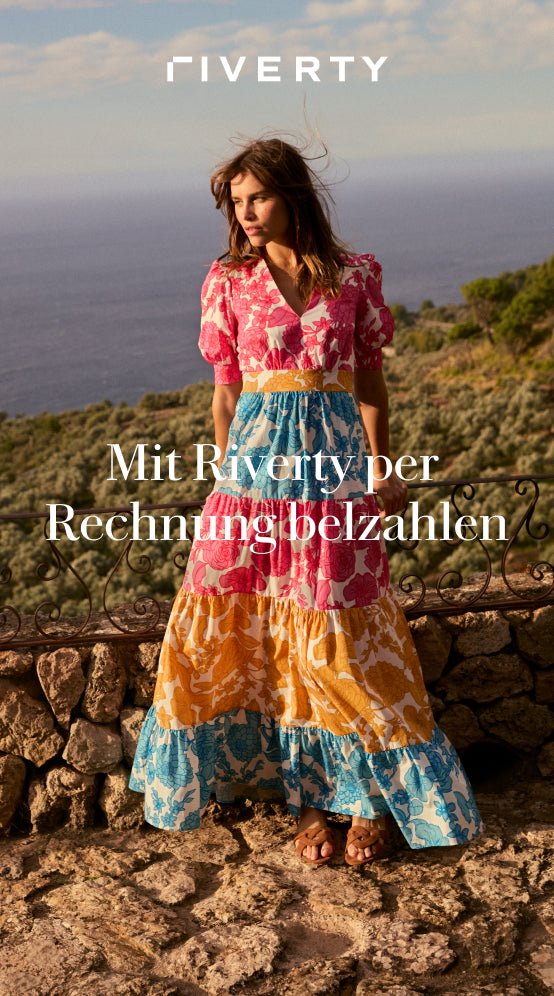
[
  {"xmin": 294, "ymin": 825, "xmax": 335, "ymax": 847},
  {"xmin": 294, "ymin": 824, "xmax": 335, "ymax": 866},
  {"xmin": 346, "ymin": 826, "xmax": 388, "ymax": 847}
]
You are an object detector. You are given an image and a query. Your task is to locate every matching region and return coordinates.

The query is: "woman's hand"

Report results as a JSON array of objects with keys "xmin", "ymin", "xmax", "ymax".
[
  {"xmin": 354, "ymin": 368, "xmax": 408, "ymax": 517},
  {"xmin": 372, "ymin": 469, "xmax": 408, "ymax": 519}
]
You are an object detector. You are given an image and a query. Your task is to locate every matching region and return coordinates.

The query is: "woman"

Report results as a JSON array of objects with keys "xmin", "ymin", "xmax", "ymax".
[{"xmin": 129, "ymin": 137, "xmax": 483, "ymax": 866}]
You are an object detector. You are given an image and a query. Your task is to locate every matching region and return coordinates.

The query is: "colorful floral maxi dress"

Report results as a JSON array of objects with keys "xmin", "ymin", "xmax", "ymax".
[{"xmin": 129, "ymin": 253, "xmax": 484, "ymax": 847}]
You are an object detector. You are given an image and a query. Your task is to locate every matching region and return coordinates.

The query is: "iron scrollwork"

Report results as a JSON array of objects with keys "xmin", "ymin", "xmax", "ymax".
[
  {"xmin": 32, "ymin": 519, "xmax": 93, "ymax": 640},
  {"xmin": 501, "ymin": 478, "xmax": 554, "ymax": 602},
  {"xmin": 0, "ymin": 480, "xmax": 552, "ymax": 646},
  {"xmin": 102, "ymin": 539, "xmax": 162, "ymax": 634},
  {"xmin": 389, "ymin": 473, "xmax": 553, "ymax": 617}
]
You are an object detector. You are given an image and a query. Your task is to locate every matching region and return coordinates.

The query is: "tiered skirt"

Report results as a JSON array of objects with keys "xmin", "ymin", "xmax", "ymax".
[{"xmin": 129, "ymin": 368, "xmax": 483, "ymax": 847}]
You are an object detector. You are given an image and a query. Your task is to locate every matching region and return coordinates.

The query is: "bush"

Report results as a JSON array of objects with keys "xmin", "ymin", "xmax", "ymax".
[
  {"xmin": 461, "ymin": 277, "xmax": 517, "ymax": 327},
  {"xmin": 36, "ymin": 414, "xmax": 62, "ymax": 434},
  {"xmin": 390, "ymin": 303, "xmax": 410, "ymax": 324},
  {"xmin": 495, "ymin": 255, "xmax": 554, "ymax": 349},
  {"xmin": 402, "ymin": 327, "xmax": 444, "ymax": 353},
  {"xmin": 447, "ymin": 321, "xmax": 483, "ymax": 343},
  {"xmin": 138, "ymin": 392, "xmax": 157, "ymax": 411}
]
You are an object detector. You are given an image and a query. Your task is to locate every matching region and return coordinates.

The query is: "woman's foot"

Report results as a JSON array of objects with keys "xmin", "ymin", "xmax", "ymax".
[
  {"xmin": 294, "ymin": 806, "xmax": 334, "ymax": 865},
  {"xmin": 345, "ymin": 815, "xmax": 389, "ymax": 866}
]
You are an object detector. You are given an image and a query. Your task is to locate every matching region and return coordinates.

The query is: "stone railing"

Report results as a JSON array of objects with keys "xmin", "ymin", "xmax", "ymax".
[{"xmin": 1, "ymin": 596, "xmax": 552, "ymax": 836}]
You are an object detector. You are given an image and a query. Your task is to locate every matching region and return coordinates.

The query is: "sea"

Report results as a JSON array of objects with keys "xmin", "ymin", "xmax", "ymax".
[{"xmin": 2, "ymin": 161, "xmax": 553, "ymax": 418}]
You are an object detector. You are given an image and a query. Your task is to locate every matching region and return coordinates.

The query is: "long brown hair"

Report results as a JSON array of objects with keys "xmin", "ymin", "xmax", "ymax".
[{"xmin": 210, "ymin": 137, "xmax": 350, "ymax": 301}]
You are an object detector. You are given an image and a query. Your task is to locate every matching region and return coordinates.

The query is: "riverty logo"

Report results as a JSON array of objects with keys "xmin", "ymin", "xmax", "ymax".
[{"xmin": 166, "ymin": 56, "xmax": 388, "ymax": 84}]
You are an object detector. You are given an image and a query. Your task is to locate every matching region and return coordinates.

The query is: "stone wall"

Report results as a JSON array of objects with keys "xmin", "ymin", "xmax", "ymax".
[{"xmin": 0, "ymin": 602, "xmax": 553, "ymax": 836}]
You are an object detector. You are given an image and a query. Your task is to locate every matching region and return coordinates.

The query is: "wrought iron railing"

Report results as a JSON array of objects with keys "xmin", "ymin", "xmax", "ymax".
[
  {"xmin": 391, "ymin": 473, "xmax": 553, "ymax": 616},
  {"xmin": 1, "ymin": 474, "xmax": 552, "ymax": 648}
]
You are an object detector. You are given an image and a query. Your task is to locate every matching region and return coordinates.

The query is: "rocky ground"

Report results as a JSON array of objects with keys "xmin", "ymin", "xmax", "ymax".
[{"xmin": 1, "ymin": 778, "xmax": 553, "ymax": 996}]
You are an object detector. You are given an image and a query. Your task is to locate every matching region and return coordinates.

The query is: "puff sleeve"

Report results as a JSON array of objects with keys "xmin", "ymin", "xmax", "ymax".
[
  {"xmin": 199, "ymin": 261, "xmax": 242, "ymax": 384},
  {"xmin": 353, "ymin": 256, "xmax": 395, "ymax": 370}
]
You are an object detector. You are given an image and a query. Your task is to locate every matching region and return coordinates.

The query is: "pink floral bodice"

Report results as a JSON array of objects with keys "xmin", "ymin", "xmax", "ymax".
[{"xmin": 199, "ymin": 254, "xmax": 395, "ymax": 384}]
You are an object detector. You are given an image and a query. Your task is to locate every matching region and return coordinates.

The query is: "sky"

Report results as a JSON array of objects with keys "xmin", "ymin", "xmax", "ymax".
[{"xmin": 1, "ymin": 0, "xmax": 554, "ymax": 195}]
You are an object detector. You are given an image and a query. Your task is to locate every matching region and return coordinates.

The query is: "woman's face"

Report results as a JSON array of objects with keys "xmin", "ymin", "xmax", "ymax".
[{"xmin": 230, "ymin": 171, "xmax": 291, "ymax": 250}]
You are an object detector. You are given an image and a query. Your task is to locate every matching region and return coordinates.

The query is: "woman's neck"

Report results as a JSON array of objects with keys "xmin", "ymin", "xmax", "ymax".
[{"xmin": 263, "ymin": 243, "xmax": 298, "ymax": 276}]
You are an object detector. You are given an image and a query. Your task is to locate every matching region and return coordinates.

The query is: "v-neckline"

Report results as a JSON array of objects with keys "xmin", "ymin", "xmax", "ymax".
[{"xmin": 259, "ymin": 257, "xmax": 317, "ymax": 320}]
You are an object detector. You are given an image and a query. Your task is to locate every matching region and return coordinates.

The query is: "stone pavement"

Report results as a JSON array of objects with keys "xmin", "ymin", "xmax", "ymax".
[{"xmin": 1, "ymin": 779, "xmax": 553, "ymax": 996}]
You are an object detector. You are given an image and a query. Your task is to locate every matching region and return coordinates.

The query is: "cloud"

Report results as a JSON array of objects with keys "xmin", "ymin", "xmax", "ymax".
[
  {"xmin": 0, "ymin": 0, "xmax": 225, "ymax": 6},
  {"xmin": 305, "ymin": 0, "xmax": 554, "ymax": 75},
  {"xmin": 428, "ymin": 0, "xmax": 554, "ymax": 72},
  {"xmin": 0, "ymin": 32, "xmax": 156, "ymax": 92},
  {"xmin": 1, "ymin": 0, "xmax": 553, "ymax": 97},
  {"xmin": 0, "ymin": 21, "xmax": 341, "ymax": 95},
  {"xmin": 137, "ymin": 0, "xmax": 230, "ymax": 4},
  {"xmin": 0, "ymin": 1, "xmax": 110, "ymax": 8},
  {"xmin": 306, "ymin": 0, "xmax": 421, "ymax": 21}
]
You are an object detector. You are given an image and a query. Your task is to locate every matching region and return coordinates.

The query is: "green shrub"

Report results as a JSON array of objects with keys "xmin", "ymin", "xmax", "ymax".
[
  {"xmin": 402, "ymin": 327, "xmax": 444, "ymax": 353},
  {"xmin": 36, "ymin": 414, "xmax": 62, "ymax": 434},
  {"xmin": 495, "ymin": 255, "xmax": 554, "ymax": 348},
  {"xmin": 461, "ymin": 277, "xmax": 517, "ymax": 327},
  {"xmin": 390, "ymin": 303, "xmax": 410, "ymax": 325},
  {"xmin": 447, "ymin": 321, "xmax": 483, "ymax": 343}
]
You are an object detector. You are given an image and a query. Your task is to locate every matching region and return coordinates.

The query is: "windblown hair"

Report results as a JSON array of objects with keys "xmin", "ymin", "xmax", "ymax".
[{"xmin": 210, "ymin": 137, "xmax": 350, "ymax": 301}]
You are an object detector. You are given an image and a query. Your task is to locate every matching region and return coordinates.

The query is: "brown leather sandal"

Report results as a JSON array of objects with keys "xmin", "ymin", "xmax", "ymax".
[
  {"xmin": 293, "ymin": 825, "xmax": 335, "ymax": 866},
  {"xmin": 345, "ymin": 816, "xmax": 390, "ymax": 867}
]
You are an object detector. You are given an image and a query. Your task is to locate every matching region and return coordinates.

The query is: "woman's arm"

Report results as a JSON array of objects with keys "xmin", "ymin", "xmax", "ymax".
[
  {"xmin": 353, "ymin": 367, "xmax": 407, "ymax": 517},
  {"xmin": 212, "ymin": 381, "xmax": 243, "ymax": 469}
]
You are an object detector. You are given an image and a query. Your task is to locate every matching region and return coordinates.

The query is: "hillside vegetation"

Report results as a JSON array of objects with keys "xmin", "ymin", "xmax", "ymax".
[{"xmin": 1, "ymin": 256, "xmax": 553, "ymax": 617}]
